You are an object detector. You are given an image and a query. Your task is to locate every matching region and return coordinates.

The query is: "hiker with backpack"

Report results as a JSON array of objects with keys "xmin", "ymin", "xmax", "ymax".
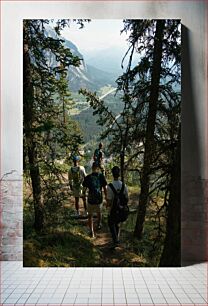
[
  {"xmin": 83, "ymin": 162, "xmax": 107, "ymax": 238},
  {"xmin": 93, "ymin": 142, "xmax": 105, "ymax": 175},
  {"xmin": 106, "ymin": 166, "xmax": 129, "ymax": 249},
  {"xmin": 68, "ymin": 156, "xmax": 87, "ymax": 217}
]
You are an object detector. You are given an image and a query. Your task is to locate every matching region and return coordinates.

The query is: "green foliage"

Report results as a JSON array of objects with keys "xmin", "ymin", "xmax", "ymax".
[
  {"xmin": 24, "ymin": 19, "xmax": 181, "ymax": 266},
  {"xmin": 79, "ymin": 19, "xmax": 181, "ymax": 264},
  {"xmin": 23, "ymin": 185, "xmax": 165, "ymax": 267},
  {"xmin": 118, "ymin": 19, "xmax": 181, "ymax": 195},
  {"xmin": 24, "ymin": 19, "xmax": 86, "ymax": 230},
  {"xmin": 23, "ymin": 234, "xmax": 93, "ymax": 267},
  {"xmin": 79, "ymin": 87, "xmax": 136, "ymax": 181}
]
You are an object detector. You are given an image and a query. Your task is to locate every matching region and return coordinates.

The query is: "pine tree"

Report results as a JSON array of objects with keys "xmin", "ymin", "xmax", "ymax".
[
  {"xmin": 121, "ymin": 19, "xmax": 181, "ymax": 264},
  {"xmin": 133, "ymin": 19, "xmax": 166, "ymax": 238},
  {"xmin": 23, "ymin": 19, "xmax": 85, "ymax": 231},
  {"xmin": 159, "ymin": 126, "xmax": 181, "ymax": 266}
]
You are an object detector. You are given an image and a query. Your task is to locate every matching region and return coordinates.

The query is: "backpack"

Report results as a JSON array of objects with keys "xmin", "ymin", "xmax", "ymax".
[
  {"xmin": 88, "ymin": 173, "xmax": 103, "ymax": 205},
  {"xmin": 109, "ymin": 183, "xmax": 129, "ymax": 222},
  {"xmin": 71, "ymin": 166, "xmax": 81, "ymax": 187}
]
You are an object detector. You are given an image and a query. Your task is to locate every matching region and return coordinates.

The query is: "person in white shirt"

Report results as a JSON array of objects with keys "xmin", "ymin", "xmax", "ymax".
[
  {"xmin": 106, "ymin": 166, "xmax": 128, "ymax": 248},
  {"xmin": 68, "ymin": 156, "xmax": 87, "ymax": 217}
]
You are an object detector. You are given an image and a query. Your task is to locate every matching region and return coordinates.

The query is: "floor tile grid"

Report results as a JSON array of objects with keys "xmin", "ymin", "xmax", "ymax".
[
  {"xmin": 163, "ymin": 267, "xmax": 207, "ymax": 304},
  {"xmin": 1, "ymin": 264, "xmax": 31, "ymax": 303},
  {"xmin": 0, "ymin": 264, "xmax": 191, "ymax": 305},
  {"xmin": 171, "ymin": 271, "xmax": 195, "ymax": 304},
  {"xmin": 89, "ymin": 268, "xmax": 103, "ymax": 305},
  {"xmin": 66, "ymin": 268, "xmax": 94, "ymax": 305},
  {"xmin": 113, "ymin": 268, "xmax": 127, "ymax": 305},
  {"xmin": 158, "ymin": 268, "xmax": 194, "ymax": 304},
  {"xmin": 0, "ymin": 265, "xmax": 189, "ymax": 305},
  {"xmin": 33, "ymin": 269, "xmax": 66, "ymax": 305},
  {"xmin": 50, "ymin": 268, "xmax": 83, "ymax": 304},
  {"xmin": 141, "ymin": 269, "xmax": 170, "ymax": 304},
  {"xmin": 1, "ymin": 265, "xmax": 74, "ymax": 304},
  {"xmin": 95, "ymin": 268, "xmax": 113, "ymax": 305},
  {"xmin": 102, "ymin": 267, "xmax": 114, "ymax": 305},
  {"xmin": 171, "ymin": 266, "xmax": 208, "ymax": 303},
  {"xmin": 1, "ymin": 266, "xmax": 49, "ymax": 304},
  {"xmin": 61, "ymin": 274, "xmax": 78, "ymax": 305},
  {"xmin": 132, "ymin": 267, "xmax": 207, "ymax": 305},
  {"xmin": 0, "ymin": 262, "xmax": 208, "ymax": 305},
  {"xmin": 130, "ymin": 268, "xmax": 152, "ymax": 305},
  {"xmin": 1, "ymin": 271, "xmax": 24, "ymax": 303},
  {"xmin": 154, "ymin": 268, "xmax": 191, "ymax": 304},
  {"xmin": 75, "ymin": 268, "xmax": 94, "ymax": 305},
  {"xmin": 125, "ymin": 268, "xmax": 143, "ymax": 305},
  {"xmin": 55, "ymin": 267, "xmax": 89, "ymax": 305}
]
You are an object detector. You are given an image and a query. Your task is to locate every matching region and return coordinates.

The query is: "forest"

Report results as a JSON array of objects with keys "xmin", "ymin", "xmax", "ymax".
[{"xmin": 23, "ymin": 19, "xmax": 181, "ymax": 267}]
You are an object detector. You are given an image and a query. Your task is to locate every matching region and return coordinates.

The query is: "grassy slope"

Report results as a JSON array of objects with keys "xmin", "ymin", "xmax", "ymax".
[{"xmin": 23, "ymin": 185, "xmax": 165, "ymax": 267}]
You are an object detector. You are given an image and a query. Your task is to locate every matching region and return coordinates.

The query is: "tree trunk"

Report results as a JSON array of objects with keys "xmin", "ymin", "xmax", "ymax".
[
  {"xmin": 23, "ymin": 22, "xmax": 44, "ymax": 232},
  {"xmin": 134, "ymin": 20, "xmax": 165, "ymax": 239},
  {"xmin": 159, "ymin": 128, "xmax": 181, "ymax": 266},
  {"xmin": 120, "ymin": 149, "xmax": 125, "ymax": 182}
]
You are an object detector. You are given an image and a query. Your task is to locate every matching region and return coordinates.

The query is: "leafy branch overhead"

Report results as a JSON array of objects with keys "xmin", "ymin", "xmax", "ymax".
[{"xmin": 23, "ymin": 19, "xmax": 88, "ymax": 232}]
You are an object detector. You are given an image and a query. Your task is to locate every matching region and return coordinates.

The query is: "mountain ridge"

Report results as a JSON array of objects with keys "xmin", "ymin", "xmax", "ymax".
[{"xmin": 45, "ymin": 25, "xmax": 118, "ymax": 92}]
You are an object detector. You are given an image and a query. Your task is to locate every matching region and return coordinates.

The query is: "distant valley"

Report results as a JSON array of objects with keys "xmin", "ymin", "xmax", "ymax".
[{"xmin": 45, "ymin": 27, "xmax": 127, "ymax": 145}]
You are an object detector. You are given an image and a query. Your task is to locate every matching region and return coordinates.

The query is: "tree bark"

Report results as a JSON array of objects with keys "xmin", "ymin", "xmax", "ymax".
[
  {"xmin": 134, "ymin": 20, "xmax": 165, "ymax": 239},
  {"xmin": 120, "ymin": 149, "xmax": 125, "ymax": 182},
  {"xmin": 159, "ymin": 128, "xmax": 181, "ymax": 266},
  {"xmin": 23, "ymin": 22, "xmax": 44, "ymax": 232}
]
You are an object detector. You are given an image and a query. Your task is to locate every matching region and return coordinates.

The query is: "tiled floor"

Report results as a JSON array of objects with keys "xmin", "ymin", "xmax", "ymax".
[{"xmin": 0, "ymin": 261, "xmax": 207, "ymax": 305}]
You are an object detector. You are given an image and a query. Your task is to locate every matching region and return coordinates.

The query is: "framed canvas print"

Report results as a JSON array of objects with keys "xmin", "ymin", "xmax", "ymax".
[{"xmin": 23, "ymin": 18, "xmax": 181, "ymax": 267}]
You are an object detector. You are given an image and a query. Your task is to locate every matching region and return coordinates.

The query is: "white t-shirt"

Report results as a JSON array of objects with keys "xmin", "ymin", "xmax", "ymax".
[{"xmin": 107, "ymin": 180, "xmax": 128, "ymax": 203}]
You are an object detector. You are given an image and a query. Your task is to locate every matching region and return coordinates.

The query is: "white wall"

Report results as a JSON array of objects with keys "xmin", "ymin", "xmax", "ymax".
[{"xmin": 1, "ymin": 1, "xmax": 207, "ymax": 263}]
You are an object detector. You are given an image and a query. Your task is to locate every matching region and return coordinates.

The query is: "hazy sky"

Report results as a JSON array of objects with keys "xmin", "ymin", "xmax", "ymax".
[{"xmin": 61, "ymin": 19, "xmax": 129, "ymax": 56}]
